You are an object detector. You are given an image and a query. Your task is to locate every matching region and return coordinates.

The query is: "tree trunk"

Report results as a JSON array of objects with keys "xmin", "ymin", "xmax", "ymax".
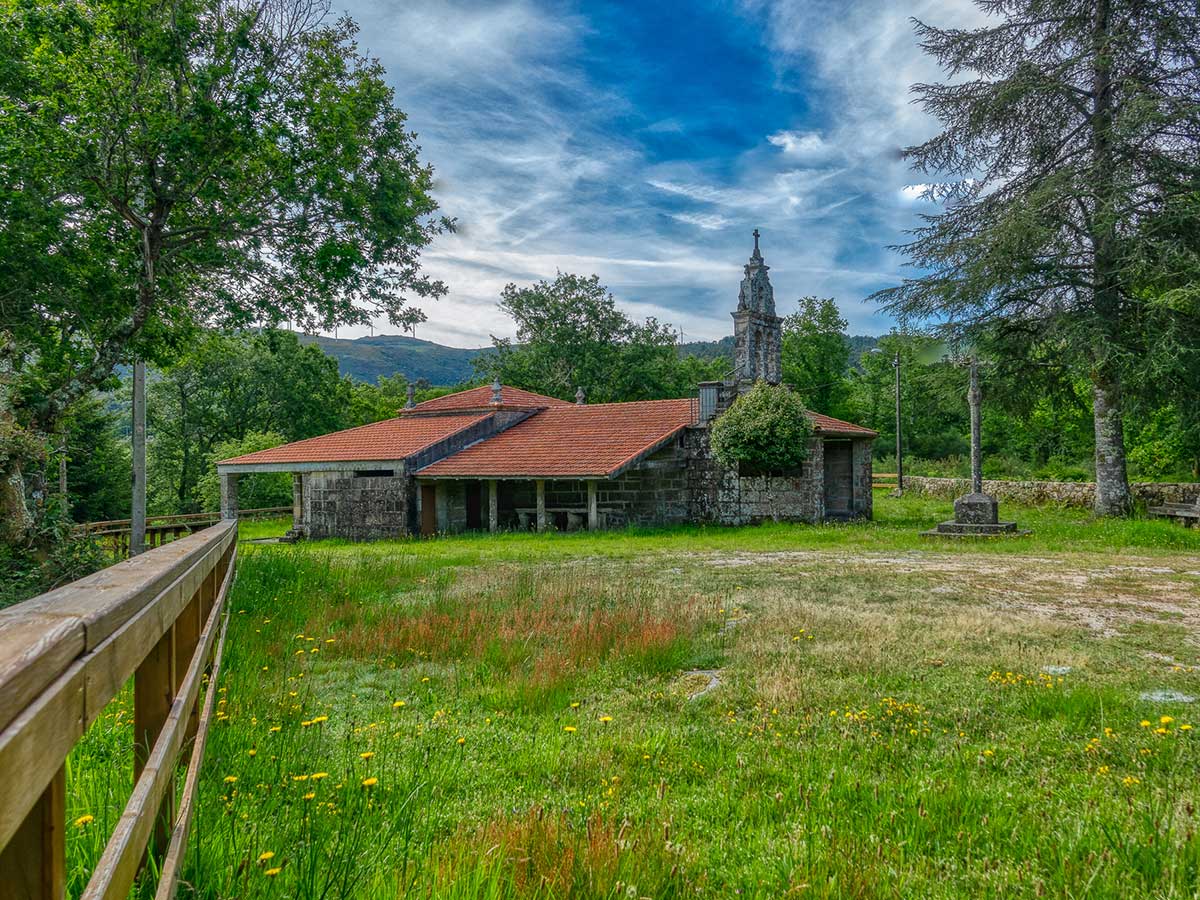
[
  {"xmin": 1092, "ymin": 373, "xmax": 1131, "ymax": 516},
  {"xmin": 0, "ymin": 469, "xmax": 33, "ymax": 545}
]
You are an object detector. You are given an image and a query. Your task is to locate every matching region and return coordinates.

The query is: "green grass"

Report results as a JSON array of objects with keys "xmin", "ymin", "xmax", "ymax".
[{"xmin": 60, "ymin": 492, "xmax": 1200, "ymax": 898}]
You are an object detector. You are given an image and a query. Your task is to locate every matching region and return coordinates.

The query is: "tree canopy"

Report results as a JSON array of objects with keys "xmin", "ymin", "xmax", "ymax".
[
  {"xmin": 874, "ymin": 0, "xmax": 1200, "ymax": 515},
  {"xmin": 0, "ymin": 0, "xmax": 448, "ymax": 434},
  {"xmin": 710, "ymin": 382, "xmax": 813, "ymax": 476},
  {"xmin": 474, "ymin": 272, "xmax": 725, "ymax": 402}
]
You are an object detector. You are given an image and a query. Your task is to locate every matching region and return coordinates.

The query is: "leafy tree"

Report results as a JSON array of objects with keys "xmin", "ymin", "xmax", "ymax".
[
  {"xmin": 148, "ymin": 330, "xmax": 348, "ymax": 513},
  {"xmin": 874, "ymin": 1, "xmax": 1200, "ymax": 515},
  {"xmin": 475, "ymin": 273, "xmax": 697, "ymax": 402},
  {"xmin": 197, "ymin": 433, "xmax": 291, "ymax": 512},
  {"xmin": 710, "ymin": 383, "xmax": 813, "ymax": 475},
  {"xmin": 0, "ymin": 0, "xmax": 447, "ymax": 542},
  {"xmin": 63, "ymin": 396, "xmax": 131, "ymax": 523},
  {"xmin": 781, "ymin": 297, "xmax": 851, "ymax": 418}
]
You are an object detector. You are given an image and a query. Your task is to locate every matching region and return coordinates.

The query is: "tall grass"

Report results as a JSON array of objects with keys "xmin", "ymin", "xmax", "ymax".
[{"xmin": 54, "ymin": 506, "xmax": 1200, "ymax": 898}]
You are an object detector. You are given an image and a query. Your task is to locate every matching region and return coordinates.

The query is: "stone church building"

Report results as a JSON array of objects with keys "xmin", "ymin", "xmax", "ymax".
[{"xmin": 217, "ymin": 234, "xmax": 876, "ymax": 538}]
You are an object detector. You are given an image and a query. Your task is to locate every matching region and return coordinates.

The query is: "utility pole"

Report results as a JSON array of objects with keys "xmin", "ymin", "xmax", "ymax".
[{"xmin": 131, "ymin": 360, "xmax": 147, "ymax": 555}]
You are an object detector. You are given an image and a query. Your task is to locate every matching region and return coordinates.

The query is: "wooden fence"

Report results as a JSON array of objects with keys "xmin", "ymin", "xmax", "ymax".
[
  {"xmin": 0, "ymin": 520, "xmax": 238, "ymax": 900},
  {"xmin": 872, "ymin": 472, "xmax": 899, "ymax": 491},
  {"xmin": 77, "ymin": 506, "xmax": 289, "ymax": 557}
]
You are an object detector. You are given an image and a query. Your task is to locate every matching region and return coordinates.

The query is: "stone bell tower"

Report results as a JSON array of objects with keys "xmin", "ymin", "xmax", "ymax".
[{"xmin": 732, "ymin": 229, "xmax": 782, "ymax": 385}]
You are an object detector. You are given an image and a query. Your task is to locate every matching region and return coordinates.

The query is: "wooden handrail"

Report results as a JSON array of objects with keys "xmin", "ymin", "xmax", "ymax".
[
  {"xmin": 77, "ymin": 506, "xmax": 290, "ymax": 535},
  {"xmin": 0, "ymin": 520, "xmax": 238, "ymax": 900}
]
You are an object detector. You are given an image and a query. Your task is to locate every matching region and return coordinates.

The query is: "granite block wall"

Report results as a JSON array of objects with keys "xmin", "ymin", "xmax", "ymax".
[
  {"xmin": 900, "ymin": 476, "xmax": 1200, "ymax": 509},
  {"xmin": 302, "ymin": 470, "xmax": 409, "ymax": 540}
]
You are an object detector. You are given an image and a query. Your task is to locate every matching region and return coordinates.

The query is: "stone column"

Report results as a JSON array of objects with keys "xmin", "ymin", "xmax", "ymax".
[
  {"xmin": 488, "ymin": 479, "xmax": 498, "ymax": 533},
  {"xmin": 535, "ymin": 480, "xmax": 546, "ymax": 532},
  {"xmin": 587, "ymin": 480, "xmax": 598, "ymax": 530},
  {"xmin": 968, "ymin": 356, "xmax": 982, "ymax": 495},
  {"xmin": 219, "ymin": 472, "xmax": 239, "ymax": 520},
  {"xmin": 292, "ymin": 474, "xmax": 304, "ymax": 532}
]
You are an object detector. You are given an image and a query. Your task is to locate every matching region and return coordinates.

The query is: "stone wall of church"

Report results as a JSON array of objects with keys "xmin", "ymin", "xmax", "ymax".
[
  {"xmin": 683, "ymin": 425, "xmax": 826, "ymax": 525},
  {"xmin": 302, "ymin": 470, "xmax": 410, "ymax": 540}
]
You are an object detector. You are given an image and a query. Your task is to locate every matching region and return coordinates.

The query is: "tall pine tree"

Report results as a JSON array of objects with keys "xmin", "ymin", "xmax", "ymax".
[{"xmin": 876, "ymin": 0, "xmax": 1200, "ymax": 515}]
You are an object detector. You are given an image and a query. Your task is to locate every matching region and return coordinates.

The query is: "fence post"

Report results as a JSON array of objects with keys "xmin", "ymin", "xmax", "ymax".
[
  {"xmin": 134, "ymin": 626, "xmax": 176, "ymax": 857},
  {"xmin": 0, "ymin": 767, "xmax": 65, "ymax": 900}
]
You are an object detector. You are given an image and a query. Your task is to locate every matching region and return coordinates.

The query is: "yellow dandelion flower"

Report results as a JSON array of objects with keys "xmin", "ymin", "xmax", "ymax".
[
  {"xmin": 421, "ymin": 677, "xmax": 430, "ymax": 683},
  {"xmin": 303, "ymin": 792, "xmax": 316, "ymax": 800},
  {"xmin": 311, "ymin": 772, "xmax": 329, "ymax": 780},
  {"xmin": 360, "ymin": 751, "xmax": 375, "ymax": 760},
  {"xmin": 570, "ymin": 702, "xmax": 580, "ymax": 709},
  {"xmin": 1160, "ymin": 716, "xmax": 1174, "ymax": 725},
  {"xmin": 258, "ymin": 851, "xmax": 275, "ymax": 862},
  {"xmin": 1140, "ymin": 720, "xmax": 1152, "ymax": 727},
  {"xmin": 599, "ymin": 716, "xmax": 613, "ymax": 723},
  {"xmin": 1181, "ymin": 724, "xmax": 1193, "ymax": 731},
  {"xmin": 269, "ymin": 726, "xmax": 281, "ymax": 733},
  {"xmin": 73, "ymin": 814, "xmax": 94, "ymax": 828},
  {"xmin": 1122, "ymin": 776, "xmax": 1140, "ymax": 787},
  {"xmin": 224, "ymin": 775, "xmax": 238, "ymax": 784},
  {"xmin": 310, "ymin": 715, "xmax": 328, "ymax": 724},
  {"xmin": 264, "ymin": 867, "xmax": 282, "ymax": 877},
  {"xmin": 1097, "ymin": 765, "xmax": 1110, "ymax": 774},
  {"xmin": 325, "ymin": 638, "xmax": 335, "ymax": 644},
  {"xmin": 563, "ymin": 725, "xmax": 577, "ymax": 733},
  {"xmin": 361, "ymin": 777, "xmax": 378, "ymax": 788},
  {"xmin": 247, "ymin": 749, "xmax": 257, "ymax": 757},
  {"xmin": 456, "ymin": 736, "xmax": 466, "ymax": 745},
  {"xmin": 292, "ymin": 774, "xmax": 309, "ymax": 782},
  {"xmin": 392, "ymin": 700, "xmax": 406, "ymax": 708}
]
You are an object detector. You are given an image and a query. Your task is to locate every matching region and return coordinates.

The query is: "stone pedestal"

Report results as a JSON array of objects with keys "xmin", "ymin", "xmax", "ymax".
[
  {"xmin": 954, "ymin": 492, "xmax": 999, "ymax": 525},
  {"xmin": 923, "ymin": 491, "xmax": 1027, "ymax": 537}
]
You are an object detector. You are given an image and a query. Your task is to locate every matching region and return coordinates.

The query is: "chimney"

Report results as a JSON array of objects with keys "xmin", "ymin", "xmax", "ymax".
[
  {"xmin": 575, "ymin": 386, "xmax": 586, "ymax": 405},
  {"xmin": 698, "ymin": 382, "xmax": 719, "ymax": 423},
  {"xmin": 405, "ymin": 384, "xmax": 415, "ymax": 409},
  {"xmin": 491, "ymin": 376, "xmax": 503, "ymax": 405}
]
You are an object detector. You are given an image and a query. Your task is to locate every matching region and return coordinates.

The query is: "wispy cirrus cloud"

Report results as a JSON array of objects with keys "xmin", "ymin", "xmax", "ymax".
[{"xmin": 326, "ymin": 0, "xmax": 989, "ymax": 348}]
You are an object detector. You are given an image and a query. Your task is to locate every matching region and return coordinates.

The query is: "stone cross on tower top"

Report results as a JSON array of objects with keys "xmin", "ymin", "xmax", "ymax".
[{"xmin": 732, "ymin": 229, "xmax": 782, "ymax": 384}]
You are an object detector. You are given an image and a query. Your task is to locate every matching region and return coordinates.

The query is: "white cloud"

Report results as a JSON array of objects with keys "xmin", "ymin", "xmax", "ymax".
[
  {"xmin": 669, "ymin": 212, "xmax": 732, "ymax": 230},
  {"xmin": 767, "ymin": 129, "xmax": 833, "ymax": 160}
]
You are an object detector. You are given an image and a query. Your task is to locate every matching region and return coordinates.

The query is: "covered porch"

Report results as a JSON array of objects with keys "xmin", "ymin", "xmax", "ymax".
[{"xmin": 417, "ymin": 477, "xmax": 616, "ymax": 535}]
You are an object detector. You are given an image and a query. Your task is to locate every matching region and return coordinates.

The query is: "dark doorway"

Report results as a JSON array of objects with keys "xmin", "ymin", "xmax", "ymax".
[
  {"xmin": 420, "ymin": 485, "xmax": 437, "ymax": 536},
  {"xmin": 465, "ymin": 481, "xmax": 483, "ymax": 530},
  {"xmin": 823, "ymin": 442, "xmax": 854, "ymax": 518}
]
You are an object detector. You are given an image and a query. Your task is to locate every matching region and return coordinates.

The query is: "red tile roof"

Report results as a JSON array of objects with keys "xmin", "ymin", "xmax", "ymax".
[
  {"xmin": 808, "ymin": 412, "xmax": 878, "ymax": 438},
  {"xmin": 417, "ymin": 398, "xmax": 698, "ymax": 478},
  {"xmin": 406, "ymin": 384, "xmax": 571, "ymax": 414},
  {"xmin": 218, "ymin": 413, "xmax": 492, "ymax": 466}
]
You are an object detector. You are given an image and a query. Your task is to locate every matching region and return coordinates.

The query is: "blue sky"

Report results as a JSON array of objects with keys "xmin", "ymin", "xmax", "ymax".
[{"xmin": 337, "ymin": 0, "xmax": 985, "ymax": 347}]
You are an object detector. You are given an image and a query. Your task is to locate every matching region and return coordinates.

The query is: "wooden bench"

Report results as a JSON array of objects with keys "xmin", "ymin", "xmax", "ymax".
[{"xmin": 1148, "ymin": 502, "xmax": 1200, "ymax": 526}]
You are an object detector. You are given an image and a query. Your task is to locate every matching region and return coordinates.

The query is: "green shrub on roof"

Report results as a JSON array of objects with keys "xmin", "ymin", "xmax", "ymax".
[{"xmin": 710, "ymin": 382, "xmax": 812, "ymax": 475}]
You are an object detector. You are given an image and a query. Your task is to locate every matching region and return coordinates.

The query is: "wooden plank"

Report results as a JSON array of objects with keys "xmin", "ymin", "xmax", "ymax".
[
  {"xmin": 0, "ymin": 666, "xmax": 85, "ymax": 854},
  {"xmin": 174, "ymin": 593, "xmax": 202, "ymax": 749},
  {"xmin": 81, "ymin": 548, "xmax": 233, "ymax": 900},
  {"xmin": 0, "ymin": 523, "xmax": 234, "ymax": 854},
  {"xmin": 134, "ymin": 625, "xmax": 175, "ymax": 856},
  {"xmin": 0, "ymin": 765, "xmax": 65, "ymax": 900},
  {"xmin": 13, "ymin": 522, "xmax": 235, "ymax": 654},
  {"xmin": 154, "ymin": 606, "xmax": 231, "ymax": 900},
  {"xmin": 0, "ymin": 612, "xmax": 85, "ymax": 735}
]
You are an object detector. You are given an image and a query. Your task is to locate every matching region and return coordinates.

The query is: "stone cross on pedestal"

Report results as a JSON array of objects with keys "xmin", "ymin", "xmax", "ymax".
[{"xmin": 924, "ymin": 355, "xmax": 1027, "ymax": 537}]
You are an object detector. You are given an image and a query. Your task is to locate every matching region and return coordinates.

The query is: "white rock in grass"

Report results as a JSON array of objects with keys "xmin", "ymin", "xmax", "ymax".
[
  {"xmin": 1139, "ymin": 690, "xmax": 1196, "ymax": 703},
  {"xmin": 1041, "ymin": 665, "xmax": 1072, "ymax": 675}
]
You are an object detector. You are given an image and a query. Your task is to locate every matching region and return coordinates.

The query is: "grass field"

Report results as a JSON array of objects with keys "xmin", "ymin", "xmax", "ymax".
[{"xmin": 63, "ymin": 493, "xmax": 1200, "ymax": 898}]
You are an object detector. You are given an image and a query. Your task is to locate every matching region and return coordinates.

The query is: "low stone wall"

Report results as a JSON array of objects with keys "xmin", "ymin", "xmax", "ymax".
[{"xmin": 898, "ymin": 476, "xmax": 1200, "ymax": 509}]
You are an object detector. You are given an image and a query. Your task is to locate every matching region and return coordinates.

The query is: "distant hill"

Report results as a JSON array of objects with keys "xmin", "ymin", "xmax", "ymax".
[
  {"xmin": 296, "ymin": 333, "xmax": 489, "ymax": 385},
  {"xmin": 299, "ymin": 331, "xmax": 881, "ymax": 386}
]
